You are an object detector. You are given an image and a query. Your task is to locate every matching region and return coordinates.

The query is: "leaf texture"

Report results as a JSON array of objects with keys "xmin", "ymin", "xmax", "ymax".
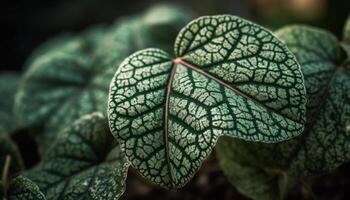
[
  {"xmin": 108, "ymin": 15, "xmax": 307, "ymax": 189},
  {"xmin": 24, "ymin": 113, "xmax": 129, "ymax": 200},
  {"xmin": 2, "ymin": 176, "xmax": 47, "ymax": 200},
  {"xmin": 216, "ymin": 25, "xmax": 350, "ymax": 199}
]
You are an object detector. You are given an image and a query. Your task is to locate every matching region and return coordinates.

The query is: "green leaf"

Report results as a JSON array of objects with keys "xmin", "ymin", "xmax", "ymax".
[
  {"xmin": 216, "ymin": 25, "xmax": 350, "ymax": 199},
  {"xmin": 23, "ymin": 113, "xmax": 129, "ymax": 200},
  {"xmin": 1, "ymin": 176, "xmax": 46, "ymax": 200},
  {"xmin": 277, "ymin": 26, "xmax": 350, "ymax": 176},
  {"xmin": 0, "ymin": 134, "xmax": 24, "ymax": 176},
  {"xmin": 24, "ymin": 25, "xmax": 107, "ymax": 68},
  {"xmin": 24, "ymin": 33, "xmax": 84, "ymax": 68},
  {"xmin": 0, "ymin": 73, "xmax": 20, "ymax": 133},
  {"xmin": 343, "ymin": 15, "xmax": 350, "ymax": 43},
  {"xmin": 108, "ymin": 15, "xmax": 307, "ymax": 189},
  {"xmin": 14, "ymin": 4, "xmax": 190, "ymax": 148},
  {"xmin": 216, "ymin": 137, "xmax": 291, "ymax": 200}
]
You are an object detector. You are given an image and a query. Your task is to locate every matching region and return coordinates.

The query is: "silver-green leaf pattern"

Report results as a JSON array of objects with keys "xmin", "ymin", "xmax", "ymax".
[
  {"xmin": 24, "ymin": 113, "xmax": 129, "ymax": 200},
  {"xmin": 0, "ymin": 73, "xmax": 20, "ymax": 133},
  {"xmin": 216, "ymin": 24, "xmax": 350, "ymax": 199},
  {"xmin": 108, "ymin": 15, "xmax": 307, "ymax": 189},
  {"xmin": 14, "ymin": 4, "xmax": 190, "ymax": 148},
  {"xmin": 1, "ymin": 176, "xmax": 47, "ymax": 200}
]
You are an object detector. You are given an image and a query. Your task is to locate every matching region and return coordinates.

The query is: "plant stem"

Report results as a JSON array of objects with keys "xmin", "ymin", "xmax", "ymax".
[{"xmin": 1, "ymin": 155, "xmax": 11, "ymax": 199}]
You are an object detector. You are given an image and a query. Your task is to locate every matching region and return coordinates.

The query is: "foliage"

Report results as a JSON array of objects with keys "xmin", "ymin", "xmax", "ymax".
[
  {"xmin": 1, "ymin": 176, "xmax": 46, "ymax": 200},
  {"xmin": 23, "ymin": 113, "xmax": 129, "ymax": 200},
  {"xmin": 14, "ymin": 4, "xmax": 191, "ymax": 150},
  {"xmin": 0, "ymin": 3, "xmax": 348, "ymax": 200},
  {"xmin": 216, "ymin": 17, "xmax": 350, "ymax": 200}
]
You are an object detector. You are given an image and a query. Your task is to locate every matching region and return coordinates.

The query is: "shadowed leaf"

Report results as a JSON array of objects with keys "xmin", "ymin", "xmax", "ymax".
[
  {"xmin": 24, "ymin": 113, "xmax": 129, "ymax": 200},
  {"xmin": 1, "ymin": 176, "xmax": 46, "ymax": 200}
]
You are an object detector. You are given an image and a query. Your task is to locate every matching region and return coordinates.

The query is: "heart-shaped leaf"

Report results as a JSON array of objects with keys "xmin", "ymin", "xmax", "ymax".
[
  {"xmin": 0, "ymin": 73, "xmax": 20, "ymax": 133},
  {"xmin": 1, "ymin": 176, "xmax": 46, "ymax": 200},
  {"xmin": 23, "ymin": 113, "xmax": 129, "ymax": 200},
  {"xmin": 14, "ymin": 4, "xmax": 191, "ymax": 148},
  {"xmin": 216, "ymin": 24, "xmax": 350, "ymax": 199},
  {"xmin": 108, "ymin": 15, "xmax": 307, "ymax": 189}
]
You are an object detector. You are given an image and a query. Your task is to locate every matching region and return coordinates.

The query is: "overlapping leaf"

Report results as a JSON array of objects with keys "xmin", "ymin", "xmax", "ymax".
[
  {"xmin": 24, "ymin": 113, "xmax": 129, "ymax": 200},
  {"xmin": 0, "ymin": 73, "xmax": 20, "ymax": 133},
  {"xmin": 216, "ymin": 24, "xmax": 350, "ymax": 199},
  {"xmin": 1, "ymin": 176, "xmax": 46, "ymax": 200},
  {"xmin": 14, "ymin": 4, "xmax": 190, "ymax": 147},
  {"xmin": 108, "ymin": 15, "xmax": 307, "ymax": 189}
]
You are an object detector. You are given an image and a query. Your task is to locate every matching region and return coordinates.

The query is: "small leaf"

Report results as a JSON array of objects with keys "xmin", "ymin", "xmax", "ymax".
[
  {"xmin": 0, "ymin": 73, "xmax": 20, "ymax": 133},
  {"xmin": 23, "ymin": 113, "xmax": 129, "ymax": 200},
  {"xmin": 14, "ymin": 4, "xmax": 190, "ymax": 148},
  {"xmin": 1, "ymin": 176, "xmax": 46, "ymax": 200},
  {"xmin": 108, "ymin": 15, "xmax": 307, "ymax": 189},
  {"xmin": 216, "ymin": 25, "xmax": 350, "ymax": 199}
]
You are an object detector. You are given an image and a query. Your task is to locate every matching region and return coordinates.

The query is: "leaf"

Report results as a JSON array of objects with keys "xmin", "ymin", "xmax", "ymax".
[
  {"xmin": 216, "ymin": 137, "xmax": 292, "ymax": 200},
  {"xmin": 23, "ymin": 113, "xmax": 129, "ymax": 200},
  {"xmin": 24, "ymin": 25, "xmax": 107, "ymax": 68},
  {"xmin": 14, "ymin": 4, "xmax": 190, "ymax": 148},
  {"xmin": 142, "ymin": 3, "xmax": 192, "ymax": 49},
  {"xmin": 0, "ymin": 134, "xmax": 24, "ymax": 176},
  {"xmin": 0, "ymin": 73, "xmax": 20, "ymax": 133},
  {"xmin": 1, "ymin": 176, "xmax": 46, "ymax": 200},
  {"xmin": 216, "ymin": 25, "xmax": 350, "ymax": 199},
  {"xmin": 108, "ymin": 15, "xmax": 307, "ymax": 189},
  {"xmin": 24, "ymin": 33, "xmax": 83, "ymax": 68},
  {"xmin": 96, "ymin": 3, "xmax": 191, "ymax": 72}
]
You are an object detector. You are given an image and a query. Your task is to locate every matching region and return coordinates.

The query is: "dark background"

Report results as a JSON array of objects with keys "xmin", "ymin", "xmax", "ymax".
[{"xmin": 1, "ymin": 0, "xmax": 349, "ymax": 72}]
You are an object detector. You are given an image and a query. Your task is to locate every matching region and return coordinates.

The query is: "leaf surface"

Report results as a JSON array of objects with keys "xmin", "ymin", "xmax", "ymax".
[
  {"xmin": 216, "ymin": 137, "xmax": 291, "ymax": 200},
  {"xmin": 24, "ymin": 113, "xmax": 129, "ymax": 200},
  {"xmin": 108, "ymin": 15, "xmax": 307, "ymax": 188},
  {"xmin": 216, "ymin": 25, "xmax": 350, "ymax": 199},
  {"xmin": 1, "ymin": 176, "xmax": 47, "ymax": 200}
]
